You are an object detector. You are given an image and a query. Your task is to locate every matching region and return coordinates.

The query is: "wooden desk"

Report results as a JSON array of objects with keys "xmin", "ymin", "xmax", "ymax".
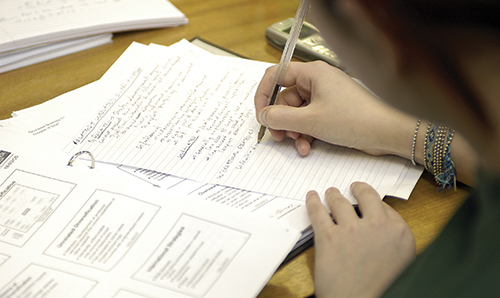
[{"xmin": 0, "ymin": 0, "xmax": 470, "ymax": 297}]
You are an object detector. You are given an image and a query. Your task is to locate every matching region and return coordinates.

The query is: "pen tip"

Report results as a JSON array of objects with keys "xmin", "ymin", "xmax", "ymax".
[{"xmin": 257, "ymin": 125, "xmax": 266, "ymax": 144}]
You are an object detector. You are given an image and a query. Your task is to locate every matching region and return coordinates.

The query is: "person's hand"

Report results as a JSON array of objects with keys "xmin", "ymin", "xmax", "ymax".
[
  {"xmin": 306, "ymin": 183, "xmax": 416, "ymax": 298},
  {"xmin": 254, "ymin": 61, "xmax": 417, "ymax": 157}
]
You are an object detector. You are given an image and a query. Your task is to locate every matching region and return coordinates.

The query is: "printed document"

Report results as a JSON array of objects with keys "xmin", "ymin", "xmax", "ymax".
[{"xmin": 0, "ymin": 132, "xmax": 300, "ymax": 298}]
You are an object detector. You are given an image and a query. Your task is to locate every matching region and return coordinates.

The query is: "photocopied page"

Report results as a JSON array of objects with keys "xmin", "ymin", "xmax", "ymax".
[
  {"xmin": 115, "ymin": 165, "xmax": 310, "ymax": 233},
  {"xmin": 58, "ymin": 41, "xmax": 411, "ymax": 203},
  {"xmin": 0, "ymin": 131, "xmax": 300, "ymax": 298}
]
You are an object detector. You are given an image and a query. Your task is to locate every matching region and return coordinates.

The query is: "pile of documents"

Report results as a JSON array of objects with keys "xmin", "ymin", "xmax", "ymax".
[
  {"xmin": 0, "ymin": 0, "xmax": 187, "ymax": 73},
  {"xmin": 0, "ymin": 39, "xmax": 423, "ymax": 297}
]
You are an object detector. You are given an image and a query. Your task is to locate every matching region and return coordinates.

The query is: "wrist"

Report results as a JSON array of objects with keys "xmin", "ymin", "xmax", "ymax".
[{"xmin": 361, "ymin": 104, "xmax": 419, "ymax": 161}]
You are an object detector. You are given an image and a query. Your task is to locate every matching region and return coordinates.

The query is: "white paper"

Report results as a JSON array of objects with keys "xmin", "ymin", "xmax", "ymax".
[
  {"xmin": 56, "ymin": 42, "xmax": 410, "ymax": 203},
  {"xmin": 115, "ymin": 165, "xmax": 310, "ymax": 233},
  {"xmin": 2, "ymin": 40, "xmax": 422, "ymax": 203},
  {"xmin": 1, "ymin": 41, "xmax": 311, "ymax": 237},
  {"xmin": 0, "ymin": 132, "xmax": 300, "ymax": 298},
  {"xmin": 0, "ymin": 34, "xmax": 112, "ymax": 73},
  {"xmin": 0, "ymin": 0, "xmax": 187, "ymax": 53}
]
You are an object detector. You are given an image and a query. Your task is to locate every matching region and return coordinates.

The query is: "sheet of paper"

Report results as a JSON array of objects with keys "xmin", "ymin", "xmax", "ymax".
[
  {"xmin": 0, "ymin": 34, "xmax": 112, "ymax": 74},
  {"xmin": 3, "ymin": 42, "xmax": 152, "ymax": 136},
  {"xmin": 0, "ymin": 0, "xmax": 187, "ymax": 53},
  {"xmin": 51, "ymin": 42, "xmax": 409, "ymax": 203},
  {"xmin": 2, "ymin": 40, "xmax": 421, "ymax": 202},
  {"xmin": 0, "ymin": 131, "xmax": 300, "ymax": 298},
  {"xmin": 1, "ymin": 41, "xmax": 311, "ymax": 237},
  {"xmin": 115, "ymin": 165, "xmax": 310, "ymax": 233},
  {"xmin": 387, "ymin": 160, "xmax": 423, "ymax": 198},
  {"xmin": 3, "ymin": 108, "xmax": 311, "ymax": 235}
]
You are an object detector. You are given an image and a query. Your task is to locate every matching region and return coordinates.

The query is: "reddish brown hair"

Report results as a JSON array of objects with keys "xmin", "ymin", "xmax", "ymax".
[
  {"xmin": 350, "ymin": 0, "xmax": 500, "ymax": 130},
  {"xmin": 321, "ymin": 0, "xmax": 500, "ymax": 132}
]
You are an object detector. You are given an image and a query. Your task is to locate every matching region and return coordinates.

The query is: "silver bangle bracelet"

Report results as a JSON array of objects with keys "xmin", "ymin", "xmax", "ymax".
[{"xmin": 411, "ymin": 119, "xmax": 421, "ymax": 166}]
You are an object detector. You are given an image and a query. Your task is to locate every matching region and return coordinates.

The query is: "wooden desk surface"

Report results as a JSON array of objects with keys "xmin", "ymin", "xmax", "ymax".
[{"xmin": 0, "ymin": 0, "xmax": 470, "ymax": 297}]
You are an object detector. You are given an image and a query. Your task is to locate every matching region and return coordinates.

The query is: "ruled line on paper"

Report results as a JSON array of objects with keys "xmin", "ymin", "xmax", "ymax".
[{"xmin": 63, "ymin": 42, "xmax": 409, "ymax": 203}]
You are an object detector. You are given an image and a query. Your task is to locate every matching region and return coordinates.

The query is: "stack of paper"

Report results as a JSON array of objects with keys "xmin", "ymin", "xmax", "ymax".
[
  {"xmin": 2, "ymin": 37, "xmax": 424, "ymax": 246},
  {"xmin": 0, "ymin": 131, "xmax": 300, "ymax": 298},
  {"xmin": 0, "ymin": 0, "xmax": 187, "ymax": 73},
  {"xmin": 0, "ymin": 39, "xmax": 423, "ymax": 297}
]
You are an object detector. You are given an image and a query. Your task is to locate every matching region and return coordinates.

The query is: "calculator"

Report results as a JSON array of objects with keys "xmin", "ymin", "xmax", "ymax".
[{"xmin": 266, "ymin": 18, "xmax": 343, "ymax": 69}]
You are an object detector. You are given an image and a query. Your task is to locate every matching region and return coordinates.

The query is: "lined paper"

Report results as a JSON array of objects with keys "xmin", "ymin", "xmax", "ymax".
[{"xmin": 61, "ymin": 41, "xmax": 408, "ymax": 203}]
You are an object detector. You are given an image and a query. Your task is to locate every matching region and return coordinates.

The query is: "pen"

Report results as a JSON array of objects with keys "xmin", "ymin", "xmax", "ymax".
[{"xmin": 257, "ymin": 0, "xmax": 310, "ymax": 143}]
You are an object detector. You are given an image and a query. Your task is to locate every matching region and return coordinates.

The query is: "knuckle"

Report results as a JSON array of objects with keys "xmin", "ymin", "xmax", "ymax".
[
  {"xmin": 342, "ymin": 222, "xmax": 358, "ymax": 234},
  {"xmin": 264, "ymin": 65, "xmax": 277, "ymax": 76},
  {"xmin": 318, "ymin": 228, "xmax": 337, "ymax": 243},
  {"xmin": 367, "ymin": 216, "xmax": 387, "ymax": 229}
]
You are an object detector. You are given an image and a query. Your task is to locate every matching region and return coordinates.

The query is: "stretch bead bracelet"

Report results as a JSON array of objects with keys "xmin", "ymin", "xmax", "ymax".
[
  {"xmin": 423, "ymin": 123, "xmax": 434, "ymax": 173},
  {"xmin": 423, "ymin": 123, "xmax": 457, "ymax": 191},
  {"xmin": 437, "ymin": 129, "xmax": 457, "ymax": 190}
]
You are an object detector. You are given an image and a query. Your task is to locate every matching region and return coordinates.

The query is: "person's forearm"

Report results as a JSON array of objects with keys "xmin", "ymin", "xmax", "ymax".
[{"xmin": 367, "ymin": 105, "xmax": 478, "ymax": 187}]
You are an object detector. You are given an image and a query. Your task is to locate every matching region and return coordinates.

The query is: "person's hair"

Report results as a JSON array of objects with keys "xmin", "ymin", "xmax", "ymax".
[{"xmin": 353, "ymin": 0, "xmax": 500, "ymax": 131}]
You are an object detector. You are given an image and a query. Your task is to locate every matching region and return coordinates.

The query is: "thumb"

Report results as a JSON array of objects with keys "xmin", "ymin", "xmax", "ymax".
[{"xmin": 259, "ymin": 104, "xmax": 310, "ymax": 134}]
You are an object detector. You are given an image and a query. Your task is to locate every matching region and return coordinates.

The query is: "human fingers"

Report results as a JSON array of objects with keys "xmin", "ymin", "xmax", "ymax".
[
  {"xmin": 259, "ymin": 104, "xmax": 313, "ymax": 135},
  {"xmin": 285, "ymin": 130, "xmax": 301, "ymax": 140},
  {"xmin": 267, "ymin": 128, "xmax": 311, "ymax": 155},
  {"xmin": 275, "ymin": 86, "xmax": 307, "ymax": 108},
  {"xmin": 324, "ymin": 187, "xmax": 359, "ymax": 224},
  {"xmin": 266, "ymin": 85, "xmax": 313, "ymax": 148},
  {"xmin": 254, "ymin": 65, "xmax": 279, "ymax": 119},
  {"xmin": 267, "ymin": 127, "xmax": 305, "ymax": 143},
  {"xmin": 255, "ymin": 62, "xmax": 314, "ymax": 124},
  {"xmin": 295, "ymin": 134, "xmax": 313, "ymax": 156},
  {"xmin": 258, "ymin": 82, "xmax": 310, "ymax": 129},
  {"xmin": 350, "ymin": 182, "xmax": 385, "ymax": 218},
  {"xmin": 305, "ymin": 190, "xmax": 336, "ymax": 234}
]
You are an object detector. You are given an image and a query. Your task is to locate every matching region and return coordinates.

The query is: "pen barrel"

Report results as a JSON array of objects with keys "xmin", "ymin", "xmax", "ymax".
[
  {"xmin": 268, "ymin": 84, "xmax": 281, "ymax": 106},
  {"xmin": 274, "ymin": 0, "xmax": 310, "ymax": 86}
]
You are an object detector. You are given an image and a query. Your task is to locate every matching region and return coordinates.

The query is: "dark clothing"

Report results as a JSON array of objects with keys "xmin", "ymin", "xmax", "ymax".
[{"xmin": 382, "ymin": 170, "xmax": 500, "ymax": 297}]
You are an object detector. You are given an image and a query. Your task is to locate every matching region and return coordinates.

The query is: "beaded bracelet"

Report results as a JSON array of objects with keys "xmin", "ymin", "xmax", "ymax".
[
  {"xmin": 411, "ymin": 119, "xmax": 421, "ymax": 166},
  {"xmin": 423, "ymin": 123, "xmax": 457, "ymax": 191},
  {"xmin": 437, "ymin": 129, "xmax": 457, "ymax": 190}
]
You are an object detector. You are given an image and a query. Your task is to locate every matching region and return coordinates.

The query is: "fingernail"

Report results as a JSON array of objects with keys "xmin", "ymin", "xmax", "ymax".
[
  {"xmin": 259, "ymin": 110, "xmax": 268, "ymax": 126},
  {"xmin": 306, "ymin": 190, "xmax": 317, "ymax": 201},
  {"xmin": 350, "ymin": 182, "xmax": 362, "ymax": 190},
  {"xmin": 325, "ymin": 187, "xmax": 338, "ymax": 195}
]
